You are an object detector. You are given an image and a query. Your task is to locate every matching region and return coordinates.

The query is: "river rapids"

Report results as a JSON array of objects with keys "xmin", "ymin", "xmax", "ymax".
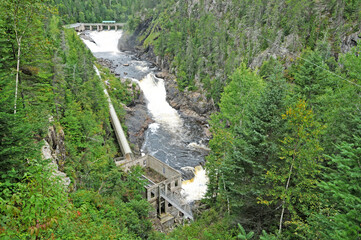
[{"xmin": 82, "ymin": 30, "xmax": 208, "ymax": 202}]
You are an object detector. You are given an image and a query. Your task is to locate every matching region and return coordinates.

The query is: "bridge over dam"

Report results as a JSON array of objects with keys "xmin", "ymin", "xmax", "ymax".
[{"xmin": 67, "ymin": 22, "xmax": 125, "ymax": 32}]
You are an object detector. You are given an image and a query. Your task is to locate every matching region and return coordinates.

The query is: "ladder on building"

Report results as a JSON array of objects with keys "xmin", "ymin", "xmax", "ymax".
[{"xmin": 159, "ymin": 189, "xmax": 194, "ymax": 221}]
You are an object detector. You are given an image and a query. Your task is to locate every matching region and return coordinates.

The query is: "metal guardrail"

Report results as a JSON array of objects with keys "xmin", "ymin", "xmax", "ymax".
[{"xmin": 160, "ymin": 189, "xmax": 193, "ymax": 220}]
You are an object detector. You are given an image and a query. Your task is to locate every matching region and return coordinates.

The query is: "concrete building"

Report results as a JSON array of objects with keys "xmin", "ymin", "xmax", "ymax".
[{"xmin": 116, "ymin": 155, "xmax": 193, "ymax": 226}]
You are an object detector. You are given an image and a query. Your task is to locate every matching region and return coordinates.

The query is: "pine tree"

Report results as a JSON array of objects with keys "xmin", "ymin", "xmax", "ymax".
[
  {"xmin": 220, "ymin": 59, "xmax": 288, "ymax": 230},
  {"xmin": 293, "ymin": 50, "xmax": 332, "ymax": 106},
  {"xmin": 206, "ymin": 64, "xmax": 265, "ymax": 209},
  {"xmin": 307, "ymin": 118, "xmax": 361, "ymax": 239}
]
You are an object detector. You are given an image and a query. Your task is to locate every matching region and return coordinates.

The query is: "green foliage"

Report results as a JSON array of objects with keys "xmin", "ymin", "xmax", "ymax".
[
  {"xmin": 55, "ymin": 188, "xmax": 151, "ymax": 239},
  {"xmin": 0, "ymin": 0, "xmax": 54, "ymax": 181},
  {"xmin": 133, "ymin": 0, "xmax": 361, "ymax": 104},
  {"xmin": 307, "ymin": 129, "xmax": 361, "ymax": 239},
  {"xmin": 52, "ymin": 0, "xmax": 161, "ymax": 23},
  {"xmin": 262, "ymin": 99, "xmax": 324, "ymax": 235},
  {"xmin": 0, "ymin": 159, "xmax": 69, "ymax": 239},
  {"xmin": 237, "ymin": 224, "xmax": 254, "ymax": 240},
  {"xmin": 259, "ymin": 230, "xmax": 277, "ymax": 240},
  {"xmin": 206, "ymin": 64, "xmax": 265, "ymax": 206},
  {"xmin": 0, "ymin": 3, "xmax": 153, "ymax": 237},
  {"xmin": 167, "ymin": 208, "xmax": 237, "ymax": 240}
]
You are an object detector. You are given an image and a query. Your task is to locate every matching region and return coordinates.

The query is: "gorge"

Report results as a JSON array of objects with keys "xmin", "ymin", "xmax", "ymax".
[{"xmin": 81, "ymin": 30, "xmax": 208, "ymax": 202}]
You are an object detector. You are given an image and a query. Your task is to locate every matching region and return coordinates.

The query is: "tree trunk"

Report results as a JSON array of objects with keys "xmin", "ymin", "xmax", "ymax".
[
  {"xmin": 14, "ymin": 37, "xmax": 21, "ymax": 114},
  {"xmin": 279, "ymin": 162, "xmax": 293, "ymax": 234}
]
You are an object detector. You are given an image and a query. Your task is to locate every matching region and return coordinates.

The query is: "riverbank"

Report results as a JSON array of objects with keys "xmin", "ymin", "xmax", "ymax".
[{"xmin": 80, "ymin": 31, "xmax": 210, "ymax": 191}]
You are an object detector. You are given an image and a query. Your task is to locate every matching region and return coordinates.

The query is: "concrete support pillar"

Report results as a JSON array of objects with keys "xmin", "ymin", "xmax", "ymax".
[
  {"xmin": 165, "ymin": 200, "xmax": 169, "ymax": 213},
  {"xmin": 115, "ymin": 25, "xmax": 118, "ymax": 31},
  {"xmin": 108, "ymin": 25, "xmax": 110, "ymax": 30},
  {"xmin": 89, "ymin": 25, "xmax": 92, "ymax": 31},
  {"xmin": 158, "ymin": 186, "xmax": 161, "ymax": 216}
]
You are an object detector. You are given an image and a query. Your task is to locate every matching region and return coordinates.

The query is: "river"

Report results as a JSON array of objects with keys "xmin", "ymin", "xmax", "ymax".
[{"xmin": 82, "ymin": 30, "xmax": 208, "ymax": 202}]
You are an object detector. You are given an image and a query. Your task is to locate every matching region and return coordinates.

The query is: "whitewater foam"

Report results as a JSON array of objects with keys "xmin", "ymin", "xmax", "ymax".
[
  {"xmin": 182, "ymin": 166, "xmax": 208, "ymax": 202},
  {"xmin": 82, "ymin": 31, "xmax": 122, "ymax": 53},
  {"xmin": 138, "ymin": 73, "xmax": 183, "ymax": 131}
]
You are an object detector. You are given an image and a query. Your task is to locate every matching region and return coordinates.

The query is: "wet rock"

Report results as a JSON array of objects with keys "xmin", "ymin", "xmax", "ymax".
[
  {"xmin": 117, "ymin": 18, "xmax": 153, "ymax": 52},
  {"xmin": 124, "ymin": 103, "xmax": 153, "ymax": 155},
  {"xmin": 155, "ymin": 71, "xmax": 169, "ymax": 79},
  {"xmin": 98, "ymin": 58, "xmax": 113, "ymax": 69},
  {"xmin": 164, "ymin": 73, "xmax": 214, "ymax": 119},
  {"xmin": 181, "ymin": 166, "xmax": 195, "ymax": 180},
  {"xmin": 79, "ymin": 33, "xmax": 96, "ymax": 44}
]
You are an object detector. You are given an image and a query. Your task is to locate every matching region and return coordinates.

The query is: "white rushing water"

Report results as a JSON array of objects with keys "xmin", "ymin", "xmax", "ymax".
[
  {"xmin": 182, "ymin": 166, "xmax": 208, "ymax": 202},
  {"xmin": 83, "ymin": 31, "xmax": 122, "ymax": 53},
  {"xmin": 137, "ymin": 73, "xmax": 183, "ymax": 131},
  {"xmin": 82, "ymin": 30, "xmax": 208, "ymax": 202}
]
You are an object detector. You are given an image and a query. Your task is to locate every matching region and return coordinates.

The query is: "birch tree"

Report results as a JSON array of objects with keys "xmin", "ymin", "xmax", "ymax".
[
  {"xmin": 1, "ymin": 0, "xmax": 46, "ymax": 114},
  {"xmin": 262, "ymin": 100, "xmax": 324, "ymax": 235}
]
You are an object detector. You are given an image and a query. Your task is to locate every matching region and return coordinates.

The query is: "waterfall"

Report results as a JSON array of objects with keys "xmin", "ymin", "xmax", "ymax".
[
  {"xmin": 82, "ymin": 30, "xmax": 208, "ymax": 202},
  {"xmin": 82, "ymin": 31, "xmax": 122, "ymax": 53},
  {"xmin": 137, "ymin": 73, "xmax": 183, "ymax": 131}
]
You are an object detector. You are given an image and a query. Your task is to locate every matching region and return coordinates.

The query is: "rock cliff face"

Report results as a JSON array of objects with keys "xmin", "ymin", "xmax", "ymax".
[
  {"xmin": 42, "ymin": 125, "xmax": 70, "ymax": 188},
  {"xmin": 159, "ymin": 71, "xmax": 213, "ymax": 121},
  {"xmin": 118, "ymin": 25, "xmax": 215, "ymax": 121},
  {"xmin": 341, "ymin": 30, "xmax": 361, "ymax": 54}
]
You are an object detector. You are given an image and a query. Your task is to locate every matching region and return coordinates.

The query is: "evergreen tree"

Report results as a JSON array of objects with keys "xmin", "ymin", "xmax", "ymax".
[
  {"xmin": 261, "ymin": 100, "xmax": 324, "ymax": 235},
  {"xmin": 293, "ymin": 50, "xmax": 332, "ymax": 106},
  {"xmin": 308, "ymin": 125, "xmax": 361, "ymax": 239},
  {"xmin": 220, "ymin": 59, "xmax": 288, "ymax": 231},
  {"xmin": 206, "ymin": 64, "xmax": 265, "ymax": 209}
]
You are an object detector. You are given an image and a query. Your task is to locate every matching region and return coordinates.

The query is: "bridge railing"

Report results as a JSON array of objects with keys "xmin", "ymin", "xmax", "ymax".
[{"xmin": 159, "ymin": 188, "xmax": 193, "ymax": 220}]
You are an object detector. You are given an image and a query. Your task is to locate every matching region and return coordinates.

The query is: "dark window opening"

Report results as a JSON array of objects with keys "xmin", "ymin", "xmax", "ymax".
[{"xmin": 160, "ymin": 201, "xmax": 165, "ymax": 214}]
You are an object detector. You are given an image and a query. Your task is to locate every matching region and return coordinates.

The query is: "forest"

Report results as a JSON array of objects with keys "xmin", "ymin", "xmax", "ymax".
[{"xmin": 0, "ymin": 0, "xmax": 360, "ymax": 239}]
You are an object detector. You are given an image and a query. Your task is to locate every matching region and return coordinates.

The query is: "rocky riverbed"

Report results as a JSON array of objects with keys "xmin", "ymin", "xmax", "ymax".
[
  {"xmin": 117, "ymin": 31, "xmax": 214, "ymax": 150},
  {"xmin": 81, "ymin": 30, "xmax": 212, "ymax": 196}
]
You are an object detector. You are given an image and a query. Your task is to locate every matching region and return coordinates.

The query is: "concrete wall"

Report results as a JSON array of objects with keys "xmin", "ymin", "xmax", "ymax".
[
  {"xmin": 116, "ymin": 155, "xmax": 147, "ymax": 171},
  {"xmin": 118, "ymin": 154, "xmax": 184, "ymax": 219},
  {"xmin": 117, "ymin": 155, "xmax": 181, "ymax": 180},
  {"xmin": 146, "ymin": 155, "xmax": 180, "ymax": 179}
]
